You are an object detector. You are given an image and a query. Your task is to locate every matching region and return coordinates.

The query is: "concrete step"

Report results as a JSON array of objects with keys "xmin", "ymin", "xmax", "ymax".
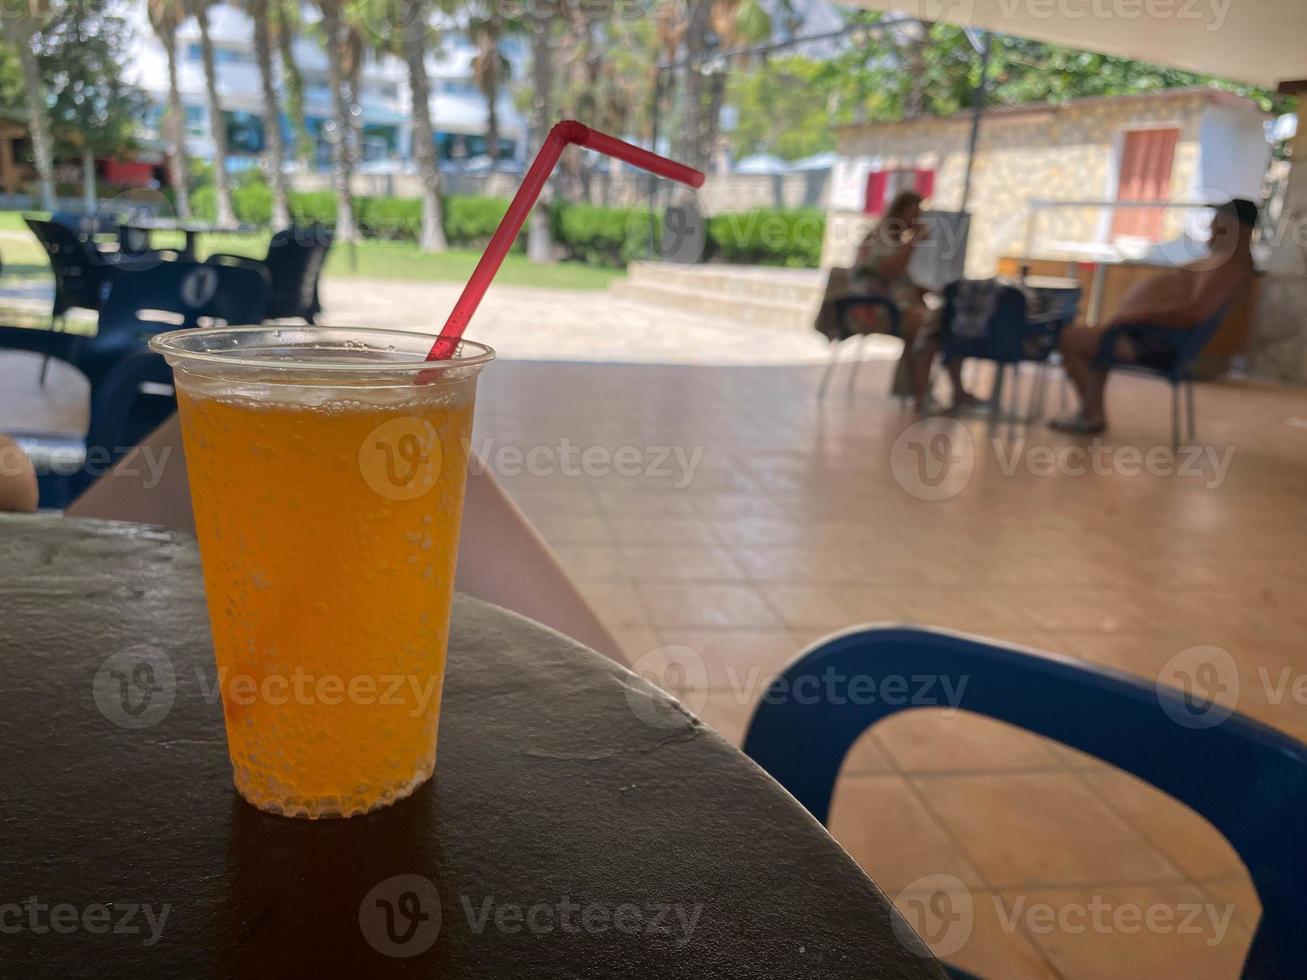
[
  {"xmin": 615, "ymin": 262, "xmax": 827, "ymax": 331},
  {"xmin": 610, "ymin": 279, "xmax": 818, "ymax": 331}
]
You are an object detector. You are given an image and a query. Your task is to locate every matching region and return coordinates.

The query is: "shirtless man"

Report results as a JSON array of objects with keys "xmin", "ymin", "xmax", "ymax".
[{"xmin": 1051, "ymin": 198, "xmax": 1258, "ymax": 434}]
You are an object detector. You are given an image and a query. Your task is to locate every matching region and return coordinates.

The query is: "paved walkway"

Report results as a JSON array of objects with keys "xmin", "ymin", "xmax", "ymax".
[{"xmin": 318, "ymin": 277, "xmax": 897, "ymax": 365}]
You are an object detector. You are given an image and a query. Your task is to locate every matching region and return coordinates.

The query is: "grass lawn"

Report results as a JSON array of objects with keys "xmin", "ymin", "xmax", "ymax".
[{"xmin": 0, "ymin": 210, "xmax": 621, "ymax": 290}]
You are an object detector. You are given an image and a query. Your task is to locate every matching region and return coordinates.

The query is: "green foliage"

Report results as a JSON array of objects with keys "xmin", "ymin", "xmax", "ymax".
[
  {"xmin": 442, "ymin": 195, "xmax": 511, "ymax": 246},
  {"xmin": 707, "ymin": 208, "xmax": 825, "ymax": 267},
  {"xmin": 288, "ymin": 190, "xmax": 337, "ymax": 226},
  {"xmin": 551, "ymin": 202, "xmax": 655, "ymax": 266},
  {"xmin": 35, "ymin": 0, "xmax": 144, "ymax": 158},
  {"xmin": 356, "ymin": 196, "xmax": 421, "ymax": 239}
]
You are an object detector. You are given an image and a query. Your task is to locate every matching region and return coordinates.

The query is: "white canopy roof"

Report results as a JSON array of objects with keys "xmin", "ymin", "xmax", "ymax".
[{"xmin": 846, "ymin": 0, "xmax": 1306, "ymax": 89}]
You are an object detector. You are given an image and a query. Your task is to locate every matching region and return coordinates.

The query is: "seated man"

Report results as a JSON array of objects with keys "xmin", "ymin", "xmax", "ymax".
[{"xmin": 1051, "ymin": 198, "xmax": 1258, "ymax": 434}]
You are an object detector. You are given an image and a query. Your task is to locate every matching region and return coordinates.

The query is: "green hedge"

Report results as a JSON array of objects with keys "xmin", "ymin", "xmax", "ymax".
[
  {"xmin": 707, "ymin": 208, "xmax": 825, "ymax": 267},
  {"xmin": 551, "ymin": 202, "xmax": 658, "ymax": 267},
  {"xmin": 192, "ymin": 179, "xmax": 823, "ymax": 269}
]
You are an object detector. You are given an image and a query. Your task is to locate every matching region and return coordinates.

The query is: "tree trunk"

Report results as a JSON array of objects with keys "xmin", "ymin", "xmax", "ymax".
[
  {"xmin": 162, "ymin": 27, "xmax": 192, "ymax": 218},
  {"xmin": 319, "ymin": 0, "xmax": 355, "ymax": 240},
  {"xmin": 679, "ymin": 0, "xmax": 713, "ymax": 172},
  {"xmin": 401, "ymin": 0, "xmax": 446, "ymax": 252},
  {"xmin": 274, "ymin": 1, "xmax": 310, "ymax": 166},
  {"xmin": 250, "ymin": 0, "xmax": 290, "ymax": 228},
  {"xmin": 81, "ymin": 149, "xmax": 97, "ymax": 212},
  {"xmin": 526, "ymin": 12, "xmax": 553, "ymax": 263},
  {"xmin": 196, "ymin": 3, "xmax": 236, "ymax": 226},
  {"xmin": 9, "ymin": 19, "xmax": 56, "ymax": 211}
]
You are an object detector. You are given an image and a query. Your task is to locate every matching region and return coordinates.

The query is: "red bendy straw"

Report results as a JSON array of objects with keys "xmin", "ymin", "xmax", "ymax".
[{"xmin": 428, "ymin": 121, "xmax": 705, "ymax": 361}]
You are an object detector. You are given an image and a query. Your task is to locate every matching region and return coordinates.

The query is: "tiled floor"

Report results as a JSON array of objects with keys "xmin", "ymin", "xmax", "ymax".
[{"xmin": 474, "ymin": 355, "xmax": 1307, "ymax": 979}]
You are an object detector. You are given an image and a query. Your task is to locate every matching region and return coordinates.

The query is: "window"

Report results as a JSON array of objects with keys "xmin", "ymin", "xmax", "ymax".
[
  {"xmin": 1111, "ymin": 127, "xmax": 1179, "ymax": 241},
  {"xmin": 864, "ymin": 168, "xmax": 935, "ymax": 215},
  {"xmin": 185, "ymin": 104, "xmax": 205, "ymax": 138}
]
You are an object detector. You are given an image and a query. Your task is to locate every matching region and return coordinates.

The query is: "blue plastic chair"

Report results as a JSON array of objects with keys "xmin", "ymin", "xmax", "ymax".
[
  {"xmin": 0, "ymin": 260, "xmax": 270, "ymax": 385},
  {"xmin": 743, "ymin": 626, "xmax": 1307, "ymax": 980},
  {"xmin": 0, "ymin": 261, "xmax": 270, "ymax": 507},
  {"xmin": 9, "ymin": 350, "xmax": 178, "ymax": 508},
  {"xmin": 1095, "ymin": 305, "xmax": 1230, "ymax": 450},
  {"xmin": 938, "ymin": 280, "xmax": 1081, "ymax": 432}
]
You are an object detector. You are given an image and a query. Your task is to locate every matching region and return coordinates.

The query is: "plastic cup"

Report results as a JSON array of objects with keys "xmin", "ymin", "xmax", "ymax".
[{"xmin": 150, "ymin": 326, "xmax": 494, "ymax": 818}]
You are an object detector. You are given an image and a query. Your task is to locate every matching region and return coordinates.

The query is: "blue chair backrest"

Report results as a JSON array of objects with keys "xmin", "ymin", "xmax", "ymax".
[
  {"xmin": 85, "ymin": 261, "xmax": 270, "ymax": 382},
  {"xmin": 743, "ymin": 627, "xmax": 1307, "ymax": 979},
  {"xmin": 940, "ymin": 280, "xmax": 1029, "ymax": 363},
  {"xmin": 1169, "ymin": 304, "xmax": 1231, "ymax": 379}
]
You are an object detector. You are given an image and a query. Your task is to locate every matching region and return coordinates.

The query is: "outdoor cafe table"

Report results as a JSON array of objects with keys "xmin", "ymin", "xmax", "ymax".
[{"xmin": 0, "ymin": 514, "xmax": 945, "ymax": 978}]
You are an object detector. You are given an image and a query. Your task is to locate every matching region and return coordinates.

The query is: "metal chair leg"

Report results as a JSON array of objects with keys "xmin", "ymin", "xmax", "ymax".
[
  {"xmin": 817, "ymin": 339, "xmax": 841, "ymax": 399},
  {"xmin": 847, "ymin": 334, "xmax": 867, "ymax": 396},
  {"xmin": 989, "ymin": 363, "xmax": 1006, "ymax": 435},
  {"xmin": 1176, "ymin": 381, "xmax": 1186, "ymax": 454},
  {"xmin": 1184, "ymin": 379, "xmax": 1197, "ymax": 444}
]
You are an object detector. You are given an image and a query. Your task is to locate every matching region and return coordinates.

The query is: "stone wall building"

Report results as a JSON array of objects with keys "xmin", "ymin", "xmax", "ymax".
[{"xmin": 823, "ymin": 89, "xmax": 1271, "ymax": 278}]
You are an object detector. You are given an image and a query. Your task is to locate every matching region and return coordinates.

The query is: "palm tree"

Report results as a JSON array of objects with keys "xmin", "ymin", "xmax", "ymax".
[
  {"xmin": 316, "ymin": 0, "xmax": 355, "ymax": 239},
  {"xmin": 146, "ymin": 0, "xmax": 192, "ymax": 217},
  {"xmin": 190, "ymin": 0, "xmax": 236, "ymax": 226},
  {"xmin": 1, "ymin": 1, "xmax": 56, "ymax": 211},
  {"xmin": 525, "ymin": 5, "xmax": 554, "ymax": 262},
  {"xmin": 244, "ymin": 0, "xmax": 291, "ymax": 228},
  {"xmin": 469, "ymin": 11, "xmax": 508, "ymax": 163},
  {"xmin": 394, "ymin": 0, "xmax": 446, "ymax": 251},
  {"xmin": 273, "ymin": 0, "xmax": 311, "ymax": 165}
]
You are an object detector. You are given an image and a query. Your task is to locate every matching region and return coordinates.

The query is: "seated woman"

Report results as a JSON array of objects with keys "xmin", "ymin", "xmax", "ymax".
[
  {"xmin": 1051, "ymin": 198, "xmax": 1257, "ymax": 434},
  {"xmin": 851, "ymin": 191, "xmax": 979, "ymax": 412}
]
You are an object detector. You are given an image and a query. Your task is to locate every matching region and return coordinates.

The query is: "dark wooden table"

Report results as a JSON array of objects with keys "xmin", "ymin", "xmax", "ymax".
[{"xmin": 0, "ymin": 515, "xmax": 944, "ymax": 978}]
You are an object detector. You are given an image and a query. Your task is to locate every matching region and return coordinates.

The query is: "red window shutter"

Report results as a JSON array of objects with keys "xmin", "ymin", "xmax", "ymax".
[
  {"xmin": 864, "ymin": 170, "xmax": 888, "ymax": 215},
  {"xmin": 913, "ymin": 168, "xmax": 935, "ymax": 200},
  {"xmin": 1112, "ymin": 128, "xmax": 1179, "ymax": 241}
]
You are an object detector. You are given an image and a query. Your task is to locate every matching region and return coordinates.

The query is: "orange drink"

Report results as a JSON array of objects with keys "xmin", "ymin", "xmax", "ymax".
[{"xmin": 151, "ymin": 326, "xmax": 493, "ymax": 818}]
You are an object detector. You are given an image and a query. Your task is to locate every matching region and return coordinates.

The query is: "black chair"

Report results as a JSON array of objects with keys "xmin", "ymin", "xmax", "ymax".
[
  {"xmin": 24, "ymin": 216, "xmax": 175, "ymax": 322},
  {"xmin": 814, "ymin": 267, "xmax": 904, "ymax": 399},
  {"xmin": 1095, "ymin": 306, "xmax": 1230, "ymax": 450},
  {"xmin": 0, "ymin": 261, "xmax": 271, "ymax": 507},
  {"xmin": 208, "ymin": 224, "xmax": 333, "ymax": 323},
  {"xmin": 744, "ymin": 626, "xmax": 1307, "ymax": 980}
]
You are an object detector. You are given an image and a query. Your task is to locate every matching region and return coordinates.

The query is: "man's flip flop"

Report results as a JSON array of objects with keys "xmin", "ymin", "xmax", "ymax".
[{"xmin": 1048, "ymin": 416, "xmax": 1107, "ymax": 435}]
